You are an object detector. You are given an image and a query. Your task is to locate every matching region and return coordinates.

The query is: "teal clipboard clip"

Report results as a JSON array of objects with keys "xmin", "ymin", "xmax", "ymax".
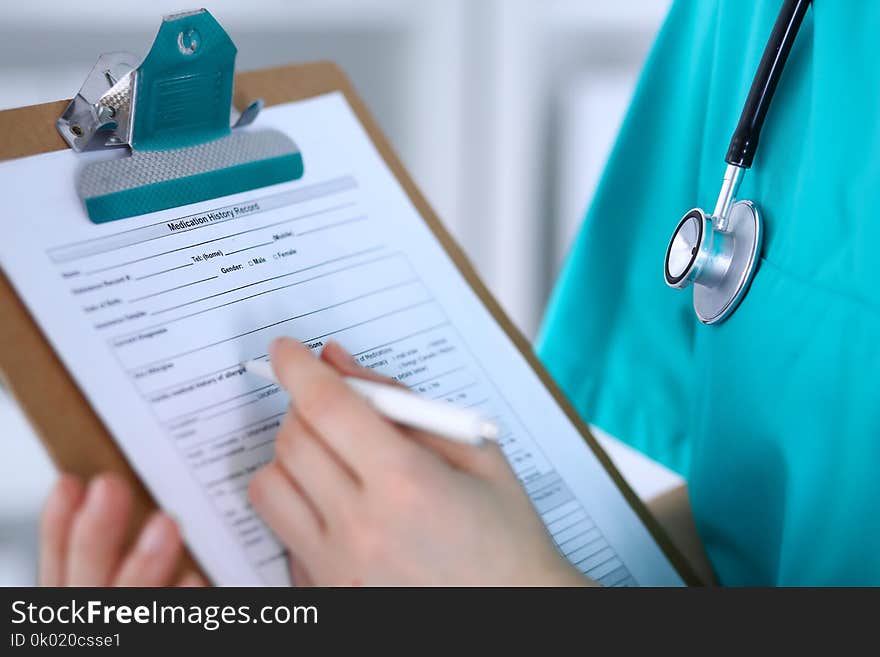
[{"xmin": 56, "ymin": 9, "xmax": 304, "ymax": 224}]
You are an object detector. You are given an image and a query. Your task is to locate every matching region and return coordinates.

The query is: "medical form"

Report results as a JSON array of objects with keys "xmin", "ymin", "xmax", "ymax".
[{"xmin": 0, "ymin": 92, "xmax": 684, "ymax": 586}]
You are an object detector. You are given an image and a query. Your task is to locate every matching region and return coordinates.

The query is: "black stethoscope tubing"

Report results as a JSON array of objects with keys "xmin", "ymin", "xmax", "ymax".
[{"xmin": 726, "ymin": 0, "xmax": 812, "ymax": 169}]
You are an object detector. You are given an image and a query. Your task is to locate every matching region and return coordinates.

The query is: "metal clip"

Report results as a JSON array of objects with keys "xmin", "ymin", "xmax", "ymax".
[
  {"xmin": 56, "ymin": 9, "xmax": 303, "ymax": 224},
  {"xmin": 57, "ymin": 52, "xmax": 138, "ymax": 151},
  {"xmin": 57, "ymin": 9, "xmax": 262, "ymax": 153}
]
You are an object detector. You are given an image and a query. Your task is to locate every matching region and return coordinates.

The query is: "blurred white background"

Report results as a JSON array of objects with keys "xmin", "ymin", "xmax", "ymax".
[{"xmin": 0, "ymin": 0, "xmax": 678, "ymax": 585}]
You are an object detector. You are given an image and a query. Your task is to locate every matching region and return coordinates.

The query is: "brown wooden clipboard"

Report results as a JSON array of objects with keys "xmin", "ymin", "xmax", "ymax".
[{"xmin": 0, "ymin": 62, "xmax": 702, "ymax": 586}]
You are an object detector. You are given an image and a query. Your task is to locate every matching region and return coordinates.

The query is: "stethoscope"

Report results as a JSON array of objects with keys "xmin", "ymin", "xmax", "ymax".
[{"xmin": 664, "ymin": 0, "xmax": 811, "ymax": 324}]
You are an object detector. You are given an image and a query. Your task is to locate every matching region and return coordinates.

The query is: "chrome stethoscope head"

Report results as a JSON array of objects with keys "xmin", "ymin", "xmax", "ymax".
[
  {"xmin": 663, "ymin": 0, "xmax": 811, "ymax": 324},
  {"xmin": 664, "ymin": 165, "xmax": 762, "ymax": 324}
]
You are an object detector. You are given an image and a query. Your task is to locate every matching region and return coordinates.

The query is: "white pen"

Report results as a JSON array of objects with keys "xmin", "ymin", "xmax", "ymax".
[{"xmin": 242, "ymin": 358, "xmax": 499, "ymax": 446}]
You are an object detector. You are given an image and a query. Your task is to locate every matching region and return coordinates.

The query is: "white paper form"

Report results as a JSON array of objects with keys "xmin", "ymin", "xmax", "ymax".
[{"xmin": 0, "ymin": 93, "xmax": 683, "ymax": 586}]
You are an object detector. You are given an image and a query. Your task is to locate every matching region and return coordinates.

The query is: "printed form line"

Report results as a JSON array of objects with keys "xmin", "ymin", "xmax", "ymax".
[
  {"xmin": 145, "ymin": 322, "xmax": 451, "ymax": 400},
  {"xmin": 126, "ymin": 286, "xmax": 430, "ymax": 373},
  {"xmin": 48, "ymin": 175, "xmax": 358, "ymax": 263},
  {"xmin": 128, "ymin": 276, "xmax": 218, "ymax": 303},
  {"xmin": 84, "ymin": 202, "xmax": 356, "ymax": 274}
]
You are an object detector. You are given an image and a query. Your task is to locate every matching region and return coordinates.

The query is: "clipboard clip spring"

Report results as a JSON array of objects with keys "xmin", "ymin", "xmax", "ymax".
[{"xmin": 57, "ymin": 52, "xmax": 138, "ymax": 150}]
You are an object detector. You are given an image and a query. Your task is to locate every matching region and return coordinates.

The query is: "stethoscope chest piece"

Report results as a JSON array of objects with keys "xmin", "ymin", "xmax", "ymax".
[
  {"xmin": 662, "ymin": 0, "xmax": 810, "ymax": 325},
  {"xmin": 664, "ymin": 199, "xmax": 762, "ymax": 324},
  {"xmin": 697, "ymin": 201, "xmax": 761, "ymax": 324}
]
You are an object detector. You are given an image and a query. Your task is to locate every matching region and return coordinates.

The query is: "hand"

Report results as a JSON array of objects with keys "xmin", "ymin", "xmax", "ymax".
[
  {"xmin": 248, "ymin": 338, "xmax": 590, "ymax": 586},
  {"xmin": 39, "ymin": 472, "xmax": 206, "ymax": 587}
]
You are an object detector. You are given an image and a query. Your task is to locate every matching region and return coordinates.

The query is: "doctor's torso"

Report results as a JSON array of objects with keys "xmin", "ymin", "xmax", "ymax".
[{"xmin": 539, "ymin": 0, "xmax": 880, "ymax": 585}]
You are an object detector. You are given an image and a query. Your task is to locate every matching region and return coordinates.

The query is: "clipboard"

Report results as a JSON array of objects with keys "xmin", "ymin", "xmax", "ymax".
[{"xmin": 0, "ymin": 61, "xmax": 703, "ymax": 586}]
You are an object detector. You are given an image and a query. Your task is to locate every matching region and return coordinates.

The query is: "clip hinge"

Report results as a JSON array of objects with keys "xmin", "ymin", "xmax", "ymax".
[{"xmin": 57, "ymin": 52, "xmax": 138, "ymax": 151}]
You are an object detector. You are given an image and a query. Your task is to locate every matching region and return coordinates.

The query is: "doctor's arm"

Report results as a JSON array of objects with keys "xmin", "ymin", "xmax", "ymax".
[
  {"xmin": 248, "ymin": 338, "xmax": 590, "ymax": 586},
  {"xmin": 39, "ymin": 339, "xmax": 589, "ymax": 586},
  {"xmin": 268, "ymin": 340, "xmax": 715, "ymax": 585}
]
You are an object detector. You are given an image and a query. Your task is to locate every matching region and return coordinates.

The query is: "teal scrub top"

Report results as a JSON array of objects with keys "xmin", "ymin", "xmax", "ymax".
[{"xmin": 537, "ymin": 0, "xmax": 880, "ymax": 586}]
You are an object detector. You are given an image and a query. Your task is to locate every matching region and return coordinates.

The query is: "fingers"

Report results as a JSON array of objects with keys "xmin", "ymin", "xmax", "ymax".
[
  {"xmin": 249, "ymin": 462, "xmax": 323, "ymax": 561},
  {"xmin": 113, "ymin": 513, "xmax": 183, "ymax": 586},
  {"xmin": 323, "ymin": 341, "xmax": 512, "ymax": 482},
  {"xmin": 39, "ymin": 474, "xmax": 86, "ymax": 586},
  {"xmin": 177, "ymin": 571, "xmax": 209, "ymax": 587},
  {"xmin": 42, "ymin": 473, "xmax": 196, "ymax": 588},
  {"xmin": 407, "ymin": 430, "xmax": 514, "ymax": 481},
  {"xmin": 320, "ymin": 341, "xmax": 401, "ymax": 386},
  {"xmin": 65, "ymin": 474, "xmax": 133, "ymax": 586},
  {"xmin": 290, "ymin": 557, "xmax": 314, "ymax": 587},
  {"xmin": 274, "ymin": 414, "xmax": 359, "ymax": 517},
  {"xmin": 270, "ymin": 337, "xmax": 406, "ymax": 470}
]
